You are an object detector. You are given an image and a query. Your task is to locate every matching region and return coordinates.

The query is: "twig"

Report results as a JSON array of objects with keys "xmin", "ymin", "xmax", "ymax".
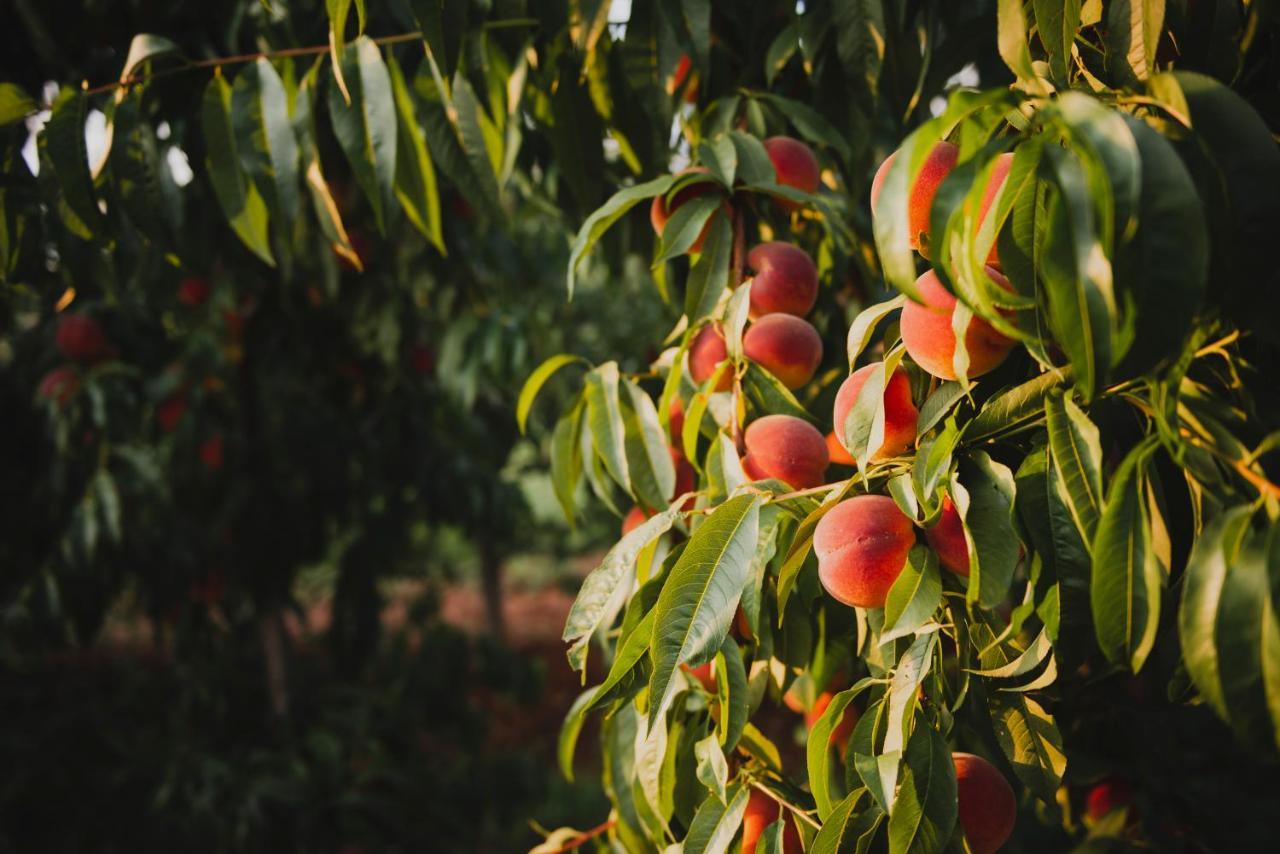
[
  {"xmin": 746, "ymin": 779, "xmax": 822, "ymax": 831},
  {"xmin": 544, "ymin": 819, "xmax": 617, "ymax": 853}
]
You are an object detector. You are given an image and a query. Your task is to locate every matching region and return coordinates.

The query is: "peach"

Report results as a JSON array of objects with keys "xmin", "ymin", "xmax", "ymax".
[
  {"xmin": 831, "ymin": 363, "xmax": 918, "ymax": 461},
  {"xmin": 671, "ymin": 448, "xmax": 696, "ymax": 505},
  {"xmin": 977, "ymin": 152, "xmax": 1014, "ymax": 268},
  {"xmin": 764, "ymin": 136, "xmax": 820, "ymax": 210},
  {"xmin": 742, "ymin": 415, "xmax": 829, "ymax": 490},
  {"xmin": 742, "ymin": 789, "xmax": 802, "ymax": 854},
  {"xmin": 688, "ymin": 324, "xmax": 732, "ymax": 391},
  {"xmin": 199, "ymin": 433, "xmax": 225, "ymax": 472},
  {"xmin": 680, "ymin": 661, "xmax": 716, "ymax": 692},
  {"xmin": 813, "ymin": 494, "xmax": 915, "ymax": 608},
  {"xmin": 900, "ymin": 267, "xmax": 1016, "ymax": 381},
  {"xmin": 157, "ymin": 393, "xmax": 188, "ymax": 433},
  {"xmin": 923, "ymin": 495, "xmax": 969, "ymax": 576},
  {"xmin": 826, "ymin": 431, "xmax": 855, "ymax": 467},
  {"xmin": 666, "ymin": 54, "xmax": 699, "ymax": 103},
  {"xmin": 953, "ymin": 752, "xmax": 1017, "ymax": 854},
  {"xmin": 743, "ymin": 314, "xmax": 823, "ymax": 389},
  {"xmin": 746, "ymin": 242, "xmax": 818, "ymax": 318},
  {"xmin": 870, "ymin": 141, "xmax": 958, "ymax": 254},
  {"xmin": 650, "ymin": 167, "xmax": 724, "ymax": 253},
  {"xmin": 178, "ymin": 276, "xmax": 210, "ymax": 307},
  {"xmin": 622, "ymin": 506, "xmax": 650, "ymax": 535},
  {"xmin": 806, "ymin": 691, "xmax": 860, "ymax": 755},
  {"xmin": 56, "ymin": 314, "xmax": 111, "ymax": 364},
  {"xmin": 38, "ymin": 367, "xmax": 80, "ymax": 407},
  {"xmin": 1086, "ymin": 779, "xmax": 1134, "ymax": 821},
  {"xmin": 668, "ymin": 397, "xmax": 686, "ymax": 444}
]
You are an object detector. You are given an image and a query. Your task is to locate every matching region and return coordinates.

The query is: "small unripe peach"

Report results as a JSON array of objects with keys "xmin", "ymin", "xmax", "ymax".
[
  {"xmin": 56, "ymin": 314, "xmax": 111, "ymax": 364},
  {"xmin": 743, "ymin": 314, "xmax": 823, "ymax": 389},
  {"xmin": 953, "ymin": 752, "xmax": 1017, "ymax": 854},
  {"xmin": 831, "ymin": 363, "xmax": 918, "ymax": 461},
  {"xmin": 746, "ymin": 242, "xmax": 818, "ymax": 318},
  {"xmin": 870, "ymin": 141, "xmax": 959, "ymax": 255},
  {"xmin": 650, "ymin": 168, "xmax": 724, "ymax": 253},
  {"xmin": 813, "ymin": 495, "xmax": 915, "ymax": 608},
  {"xmin": 688, "ymin": 324, "xmax": 731, "ymax": 391},
  {"xmin": 742, "ymin": 415, "xmax": 829, "ymax": 490},
  {"xmin": 764, "ymin": 136, "xmax": 820, "ymax": 210},
  {"xmin": 806, "ymin": 691, "xmax": 860, "ymax": 755},
  {"xmin": 923, "ymin": 495, "xmax": 969, "ymax": 576},
  {"xmin": 826, "ymin": 431, "xmax": 855, "ymax": 467},
  {"xmin": 900, "ymin": 267, "xmax": 1016, "ymax": 381},
  {"xmin": 742, "ymin": 789, "xmax": 802, "ymax": 854},
  {"xmin": 978, "ymin": 153, "xmax": 1014, "ymax": 268}
]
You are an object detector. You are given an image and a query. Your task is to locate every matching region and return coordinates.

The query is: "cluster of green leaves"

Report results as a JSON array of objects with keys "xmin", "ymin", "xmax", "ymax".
[{"xmin": 525, "ymin": 1, "xmax": 1280, "ymax": 852}]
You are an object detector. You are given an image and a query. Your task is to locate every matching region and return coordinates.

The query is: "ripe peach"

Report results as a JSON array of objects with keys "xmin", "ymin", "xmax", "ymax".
[
  {"xmin": 870, "ymin": 141, "xmax": 959, "ymax": 254},
  {"xmin": 157, "ymin": 393, "xmax": 188, "ymax": 433},
  {"xmin": 742, "ymin": 789, "xmax": 802, "ymax": 854},
  {"xmin": 650, "ymin": 167, "xmax": 723, "ymax": 253},
  {"xmin": 977, "ymin": 153, "xmax": 1014, "ymax": 268},
  {"xmin": 742, "ymin": 415, "xmax": 829, "ymax": 490},
  {"xmin": 37, "ymin": 367, "xmax": 80, "ymax": 407},
  {"xmin": 1086, "ymin": 779, "xmax": 1134, "ymax": 821},
  {"xmin": 746, "ymin": 242, "xmax": 818, "ymax": 318},
  {"xmin": 688, "ymin": 324, "xmax": 732, "ymax": 391},
  {"xmin": 743, "ymin": 314, "xmax": 823, "ymax": 389},
  {"xmin": 178, "ymin": 276, "xmax": 211, "ymax": 307},
  {"xmin": 900, "ymin": 267, "xmax": 1016, "ymax": 381},
  {"xmin": 622, "ymin": 506, "xmax": 649, "ymax": 535},
  {"xmin": 668, "ymin": 397, "xmax": 686, "ymax": 444},
  {"xmin": 671, "ymin": 448, "xmax": 696, "ymax": 505},
  {"xmin": 813, "ymin": 495, "xmax": 915, "ymax": 608},
  {"xmin": 953, "ymin": 752, "xmax": 1017, "ymax": 854},
  {"xmin": 56, "ymin": 314, "xmax": 111, "ymax": 364},
  {"xmin": 681, "ymin": 661, "xmax": 716, "ymax": 692},
  {"xmin": 923, "ymin": 495, "xmax": 969, "ymax": 577},
  {"xmin": 764, "ymin": 136, "xmax": 820, "ymax": 210},
  {"xmin": 831, "ymin": 363, "xmax": 918, "ymax": 461},
  {"xmin": 806, "ymin": 691, "xmax": 860, "ymax": 755},
  {"xmin": 826, "ymin": 431, "xmax": 855, "ymax": 467}
]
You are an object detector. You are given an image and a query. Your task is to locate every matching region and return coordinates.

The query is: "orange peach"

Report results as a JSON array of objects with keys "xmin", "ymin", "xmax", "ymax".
[
  {"xmin": 813, "ymin": 495, "xmax": 915, "ymax": 608},
  {"xmin": 923, "ymin": 495, "xmax": 969, "ymax": 577},
  {"xmin": 688, "ymin": 324, "xmax": 732, "ymax": 391},
  {"xmin": 742, "ymin": 789, "xmax": 802, "ymax": 854},
  {"xmin": 831, "ymin": 363, "xmax": 918, "ymax": 461},
  {"xmin": 953, "ymin": 753, "xmax": 1017, "ymax": 854},
  {"xmin": 742, "ymin": 415, "xmax": 829, "ymax": 489},
  {"xmin": 870, "ymin": 141, "xmax": 959, "ymax": 255},
  {"xmin": 56, "ymin": 314, "xmax": 111, "ymax": 364},
  {"xmin": 622, "ymin": 506, "xmax": 649, "ymax": 535},
  {"xmin": 681, "ymin": 661, "xmax": 716, "ymax": 692},
  {"xmin": 806, "ymin": 691, "xmax": 860, "ymax": 756},
  {"xmin": 650, "ymin": 167, "xmax": 723, "ymax": 253},
  {"xmin": 900, "ymin": 267, "xmax": 1016, "ymax": 381},
  {"xmin": 743, "ymin": 314, "xmax": 823, "ymax": 389},
  {"xmin": 764, "ymin": 136, "xmax": 820, "ymax": 210},
  {"xmin": 977, "ymin": 152, "xmax": 1014, "ymax": 268},
  {"xmin": 746, "ymin": 242, "xmax": 819, "ymax": 318},
  {"xmin": 826, "ymin": 431, "xmax": 856, "ymax": 467}
]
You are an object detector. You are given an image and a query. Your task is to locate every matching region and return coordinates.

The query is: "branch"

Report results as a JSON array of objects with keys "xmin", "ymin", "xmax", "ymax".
[
  {"xmin": 747, "ymin": 778, "xmax": 822, "ymax": 831},
  {"xmin": 543, "ymin": 819, "xmax": 616, "ymax": 853}
]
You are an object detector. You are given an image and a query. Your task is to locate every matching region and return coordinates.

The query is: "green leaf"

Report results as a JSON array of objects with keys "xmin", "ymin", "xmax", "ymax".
[
  {"xmin": 0, "ymin": 83, "xmax": 36, "ymax": 126},
  {"xmin": 202, "ymin": 76, "xmax": 274, "ymax": 265},
  {"xmin": 386, "ymin": 52, "xmax": 445, "ymax": 253},
  {"xmin": 1216, "ymin": 524, "xmax": 1280, "ymax": 751},
  {"xmin": 809, "ymin": 678, "xmax": 880, "ymax": 819},
  {"xmin": 1035, "ymin": 0, "xmax": 1083, "ymax": 85},
  {"xmin": 880, "ymin": 631, "xmax": 939, "ymax": 807},
  {"xmin": 117, "ymin": 34, "xmax": 180, "ymax": 84},
  {"xmin": 563, "ymin": 510, "xmax": 678, "ymax": 672},
  {"xmin": 109, "ymin": 91, "xmax": 180, "ymax": 244},
  {"xmin": 695, "ymin": 735, "xmax": 728, "ymax": 802},
  {"xmin": 655, "ymin": 193, "xmax": 721, "ymax": 263},
  {"xmin": 296, "ymin": 59, "xmax": 359, "ymax": 267},
  {"xmin": 517, "ymin": 354, "xmax": 586, "ymax": 434},
  {"xmin": 729, "ymin": 131, "xmax": 774, "ymax": 184},
  {"xmin": 715, "ymin": 632, "xmax": 749, "ymax": 751},
  {"xmin": 558, "ymin": 688, "xmax": 596, "ymax": 781},
  {"xmin": 881, "ymin": 547, "xmax": 942, "ymax": 645},
  {"xmin": 328, "ymin": 37, "xmax": 397, "ymax": 233},
  {"xmin": 955, "ymin": 451, "xmax": 1020, "ymax": 608},
  {"xmin": 1045, "ymin": 391, "xmax": 1103, "ymax": 546},
  {"xmin": 966, "ymin": 369, "xmax": 1071, "ymax": 444},
  {"xmin": 40, "ymin": 87, "xmax": 105, "ymax": 238},
  {"xmin": 887, "ymin": 723, "xmax": 957, "ymax": 854},
  {"xmin": 647, "ymin": 494, "xmax": 760, "ymax": 728},
  {"xmin": 916, "ymin": 383, "xmax": 971, "ymax": 440},
  {"xmin": 684, "ymin": 785, "xmax": 750, "ymax": 854},
  {"xmin": 1091, "ymin": 439, "xmax": 1163, "ymax": 671},
  {"xmin": 741, "ymin": 363, "xmax": 817, "ymax": 424},
  {"xmin": 989, "ymin": 694, "xmax": 1067, "ymax": 802},
  {"xmin": 846, "ymin": 296, "xmax": 905, "ymax": 369},
  {"xmin": 623, "ymin": 379, "xmax": 677, "ymax": 510},
  {"xmin": 684, "ymin": 210, "xmax": 733, "ymax": 322},
  {"xmin": 586, "ymin": 607, "xmax": 657, "ymax": 712},
  {"xmin": 567, "ymin": 175, "xmax": 675, "ymax": 297},
  {"xmin": 811, "ymin": 788, "xmax": 883, "ymax": 854},
  {"xmin": 584, "ymin": 362, "xmax": 632, "ymax": 491},
  {"xmin": 550, "ymin": 401, "xmax": 585, "ymax": 524},
  {"xmin": 1106, "ymin": 0, "xmax": 1166, "ymax": 84},
  {"xmin": 755, "ymin": 93, "xmax": 850, "ymax": 161},
  {"xmin": 997, "ymin": 0, "xmax": 1048, "ymax": 93},
  {"xmin": 409, "ymin": 0, "xmax": 468, "ymax": 75},
  {"xmin": 233, "ymin": 58, "xmax": 301, "ymax": 229}
]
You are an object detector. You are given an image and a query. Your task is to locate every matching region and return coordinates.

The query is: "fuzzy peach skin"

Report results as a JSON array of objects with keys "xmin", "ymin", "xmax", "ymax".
[
  {"xmin": 923, "ymin": 495, "xmax": 969, "ymax": 576},
  {"xmin": 743, "ymin": 314, "xmax": 823, "ymax": 389},
  {"xmin": 900, "ymin": 267, "xmax": 1017, "ymax": 381},
  {"xmin": 953, "ymin": 752, "xmax": 1017, "ymax": 854},
  {"xmin": 688, "ymin": 324, "xmax": 732, "ymax": 391},
  {"xmin": 978, "ymin": 152, "xmax": 1014, "ymax": 268},
  {"xmin": 805, "ymin": 691, "xmax": 860, "ymax": 755},
  {"xmin": 814, "ymin": 494, "xmax": 916, "ymax": 608},
  {"xmin": 746, "ymin": 242, "xmax": 819, "ymax": 319},
  {"xmin": 870, "ymin": 141, "xmax": 959, "ymax": 255},
  {"xmin": 764, "ymin": 136, "xmax": 820, "ymax": 211},
  {"xmin": 826, "ymin": 431, "xmax": 856, "ymax": 467},
  {"xmin": 831, "ymin": 363, "xmax": 918, "ymax": 461},
  {"xmin": 741, "ymin": 415, "xmax": 829, "ymax": 489},
  {"xmin": 742, "ymin": 788, "xmax": 802, "ymax": 854},
  {"xmin": 649, "ymin": 167, "xmax": 726, "ymax": 253}
]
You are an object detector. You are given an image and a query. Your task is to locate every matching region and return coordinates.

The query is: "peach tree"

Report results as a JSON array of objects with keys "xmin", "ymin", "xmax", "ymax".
[{"xmin": 523, "ymin": 1, "xmax": 1280, "ymax": 851}]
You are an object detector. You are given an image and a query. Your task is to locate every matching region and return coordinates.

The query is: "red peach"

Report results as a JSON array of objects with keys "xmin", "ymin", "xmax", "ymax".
[
  {"xmin": 746, "ymin": 242, "xmax": 818, "ymax": 319},
  {"xmin": 813, "ymin": 494, "xmax": 915, "ymax": 608},
  {"xmin": 178, "ymin": 276, "xmax": 211, "ymax": 307},
  {"xmin": 743, "ymin": 314, "xmax": 823, "ymax": 389},
  {"xmin": 953, "ymin": 752, "xmax": 1017, "ymax": 854},
  {"xmin": 200, "ymin": 434, "xmax": 225, "ymax": 472},
  {"xmin": 671, "ymin": 448, "xmax": 696, "ymax": 506},
  {"xmin": 826, "ymin": 431, "xmax": 856, "ymax": 467},
  {"xmin": 900, "ymin": 267, "xmax": 1017, "ymax": 381},
  {"xmin": 870, "ymin": 141, "xmax": 959, "ymax": 255},
  {"xmin": 157, "ymin": 394, "xmax": 187, "ymax": 433},
  {"xmin": 831, "ymin": 363, "xmax": 918, "ymax": 461},
  {"xmin": 764, "ymin": 136, "xmax": 820, "ymax": 211},
  {"xmin": 55, "ymin": 314, "xmax": 111, "ymax": 364},
  {"xmin": 681, "ymin": 661, "xmax": 716, "ymax": 692},
  {"xmin": 668, "ymin": 397, "xmax": 686, "ymax": 444},
  {"xmin": 923, "ymin": 495, "xmax": 969, "ymax": 577},
  {"xmin": 742, "ymin": 789, "xmax": 802, "ymax": 854},
  {"xmin": 1086, "ymin": 779, "xmax": 1134, "ymax": 821},
  {"xmin": 742, "ymin": 415, "xmax": 829, "ymax": 490},
  {"xmin": 650, "ymin": 167, "xmax": 724, "ymax": 253},
  {"xmin": 622, "ymin": 506, "xmax": 650, "ymax": 535},
  {"xmin": 688, "ymin": 324, "xmax": 732, "ymax": 392},
  {"xmin": 37, "ymin": 367, "xmax": 80, "ymax": 407}
]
